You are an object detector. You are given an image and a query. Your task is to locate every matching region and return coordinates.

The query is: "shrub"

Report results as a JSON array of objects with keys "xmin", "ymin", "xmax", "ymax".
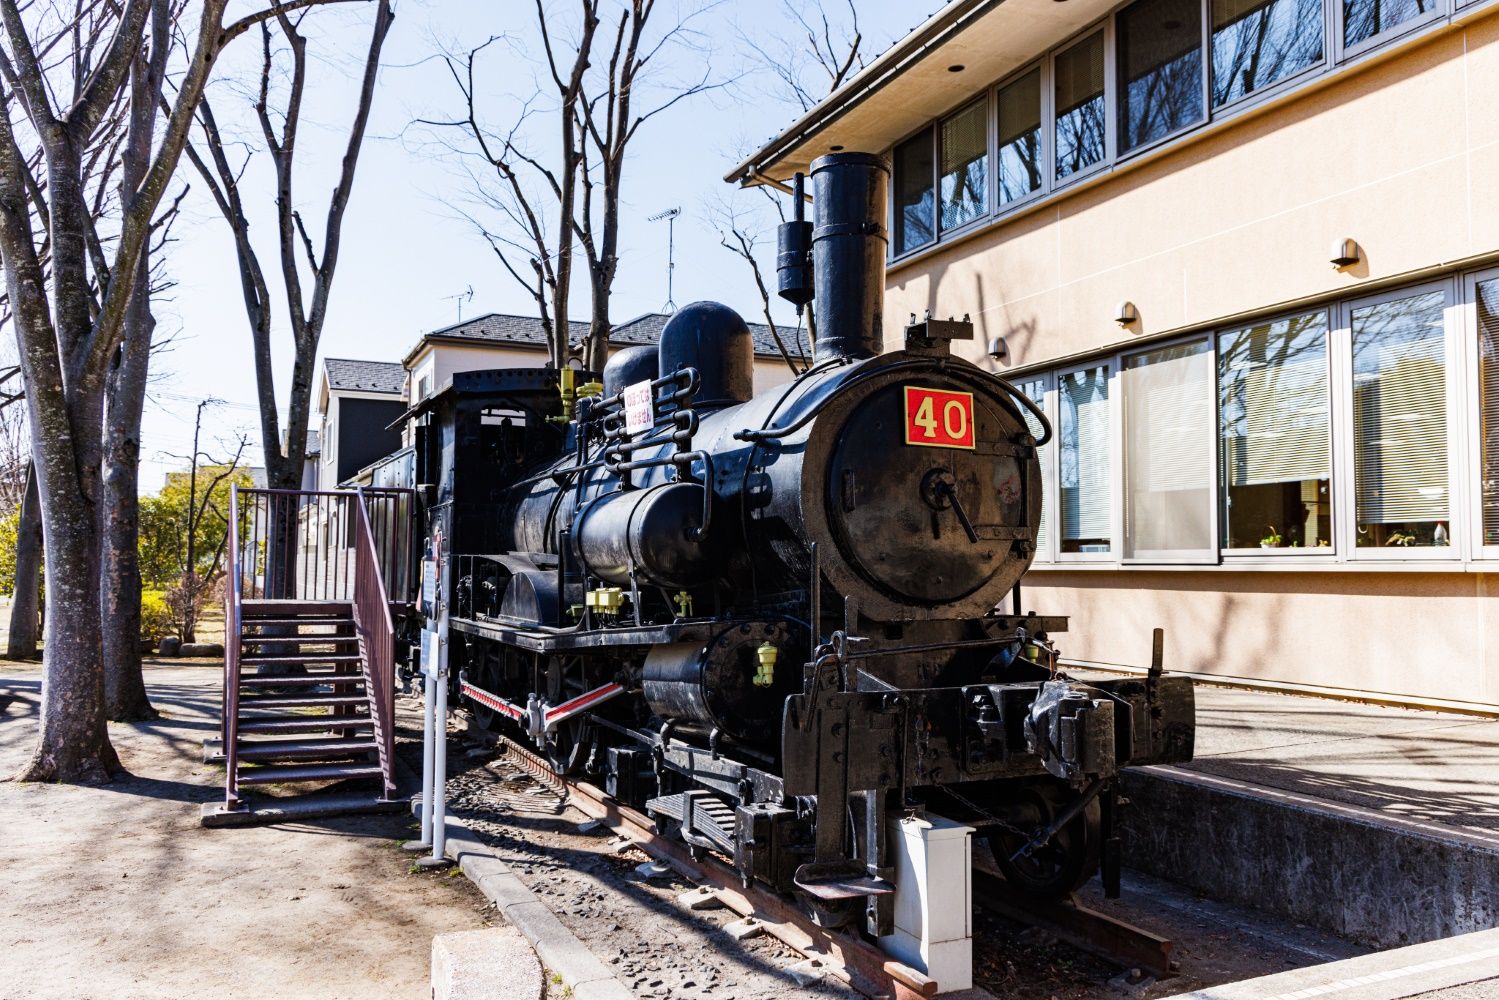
[{"xmin": 140, "ymin": 589, "xmax": 175, "ymax": 640}]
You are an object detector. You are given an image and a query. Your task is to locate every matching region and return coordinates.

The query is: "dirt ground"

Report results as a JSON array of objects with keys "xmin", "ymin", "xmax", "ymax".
[{"xmin": 0, "ymin": 657, "xmax": 491, "ymax": 1000}]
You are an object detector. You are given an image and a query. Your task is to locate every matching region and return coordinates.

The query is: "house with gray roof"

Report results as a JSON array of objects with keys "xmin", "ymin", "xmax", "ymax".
[
  {"xmin": 402, "ymin": 310, "xmax": 804, "ymax": 407},
  {"xmin": 316, "ymin": 357, "xmax": 407, "ymax": 491}
]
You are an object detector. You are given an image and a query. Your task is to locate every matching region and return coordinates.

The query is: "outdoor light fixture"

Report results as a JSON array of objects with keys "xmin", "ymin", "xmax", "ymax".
[
  {"xmin": 1330, "ymin": 238, "xmax": 1362, "ymax": 268},
  {"xmin": 988, "ymin": 336, "xmax": 1009, "ymax": 363},
  {"xmin": 1114, "ymin": 301, "xmax": 1139, "ymax": 326}
]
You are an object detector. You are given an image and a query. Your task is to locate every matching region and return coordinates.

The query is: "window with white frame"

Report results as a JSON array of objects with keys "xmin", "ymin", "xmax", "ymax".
[
  {"xmin": 998, "ymin": 68, "xmax": 1043, "ymax": 206},
  {"xmin": 1059, "ymin": 365, "xmax": 1112, "ymax": 553},
  {"xmin": 1118, "ymin": 0, "xmax": 1205, "ymax": 152},
  {"xmin": 1349, "ymin": 289, "xmax": 1451, "ymax": 549},
  {"xmin": 894, "ymin": 126, "xmax": 936, "ymax": 255},
  {"xmin": 1018, "ymin": 375, "xmax": 1053, "ymax": 560},
  {"xmin": 1211, "ymin": 0, "xmax": 1324, "ymax": 106},
  {"xmin": 939, "ymin": 99, "xmax": 989, "ymax": 231},
  {"xmin": 1476, "ymin": 277, "xmax": 1499, "ymax": 545},
  {"xmin": 1122, "ymin": 339, "xmax": 1216, "ymax": 559},
  {"xmin": 1054, "ymin": 31, "xmax": 1107, "ymax": 181},
  {"xmin": 1218, "ymin": 311, "xmax": 1332, "ymax": 550}
]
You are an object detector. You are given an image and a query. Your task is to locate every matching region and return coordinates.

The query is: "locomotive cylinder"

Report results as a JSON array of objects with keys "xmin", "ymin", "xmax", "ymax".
[
  {"xmin": 572, "ymin": 481, "xmax": 710, "ymax": 589},
  {"xmin": 810, "ymin": 152, "xmax": 889, "ymax": 364}
]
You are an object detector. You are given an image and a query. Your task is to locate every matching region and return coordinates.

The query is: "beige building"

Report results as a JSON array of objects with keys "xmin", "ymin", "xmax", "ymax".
[{"xmin": 732, "ymin": 0, "xmax": 1499, "ymax": 710}]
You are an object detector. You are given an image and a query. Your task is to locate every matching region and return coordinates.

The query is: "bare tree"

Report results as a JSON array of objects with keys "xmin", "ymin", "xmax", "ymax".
[
  {"xmin": 425, "ymin": 0, "xmax": 719, "ymax": 371},
  {"xmin": 715, "ymin": 0, "xmax": 864, "ymax": 366},
  {"xmin": 0, "ymin": 0, "xmax": 354, "ymax": 784},
  {"xmin": 185, "ymin": 0, "xmax": 393, "ymax": 496},
  {"xmin": 739, "ymin": 0, "xmax": 863, "ymax": 113}
]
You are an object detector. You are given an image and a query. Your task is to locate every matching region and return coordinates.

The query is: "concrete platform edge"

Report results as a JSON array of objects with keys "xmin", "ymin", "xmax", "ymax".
[
  {"xmin": 410, "ymin": 798, "xmax": 634, "ymax": 1000},
  {"xmin": 1123, "ymin": 766, "xmax": 1499, "ymax": 949},
  {"xmin": 1165, "ymin": 926, "xmax": 1499, "ymax": 999}
]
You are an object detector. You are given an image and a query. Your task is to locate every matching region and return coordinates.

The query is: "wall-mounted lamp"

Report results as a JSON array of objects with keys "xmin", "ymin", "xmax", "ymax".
[
  {"xmin": 1114, "ymin": 301, "xmax": 1139, "ymax": 326},
  {"xmin": 987, "ymin": 336, "xmax": 1009, "ymax": 363},
  {"xmin": 1330, "ymin": 238, "xmax": 1361, "ymax": 268}
]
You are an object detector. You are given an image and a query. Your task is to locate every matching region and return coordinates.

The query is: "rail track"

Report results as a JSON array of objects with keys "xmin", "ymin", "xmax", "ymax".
[{"xmin": 493, "ymin": 735, "xmax": 1175, "ymax": 999}]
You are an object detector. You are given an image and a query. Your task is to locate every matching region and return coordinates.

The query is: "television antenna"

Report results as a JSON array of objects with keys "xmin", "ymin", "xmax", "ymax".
[
  {"xmin": 648, "ymin": 207, "xmax": 681, "ymax": 313},
  {"xmin": 442, "ymin": 285, "xmax": 474, "ymax": 323}
]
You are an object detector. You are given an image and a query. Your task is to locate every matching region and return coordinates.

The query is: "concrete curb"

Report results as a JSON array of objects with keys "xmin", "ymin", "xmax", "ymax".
[{"xmin": 411, "ymin": 799, "xmax": 634, "ymax": 1000}]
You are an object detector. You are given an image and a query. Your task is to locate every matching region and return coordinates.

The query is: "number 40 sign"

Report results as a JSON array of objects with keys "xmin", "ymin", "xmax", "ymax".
[{"xmin": 903, "ymin": 386, "xmax": 976, "ymax": 449}]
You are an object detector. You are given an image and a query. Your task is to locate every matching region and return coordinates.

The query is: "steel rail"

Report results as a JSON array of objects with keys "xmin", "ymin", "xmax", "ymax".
[
  {"xmin": 494, "ymin": 736, "xmax": 939, "ymax": 1000},
  {"xmin": 490, "ymin": 732, "xmax": 1178, "ymax": 991}
]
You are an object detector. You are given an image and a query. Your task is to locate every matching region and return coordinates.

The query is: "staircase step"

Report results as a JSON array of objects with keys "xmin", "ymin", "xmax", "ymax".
[
  {"xmin": 237, "ymin": 716, "xmax": 374, "ymax": 735},
  {"xmin": 235, "ymin": 762, "xmax": 385, "ymax": 785},
  {"xmin": 234, "ymin": 738, "xmax": 379, "ymax": 762},
  {"xmin": 238, "ymin": 693, "xmax": 370, "ymax": 710},
  {"xmin": 242, "ymin": 635, "xmax": 357, "ymax": 646},
  {"xmin": 237, "ymin": 673, "xmax": 363, "ymax": 688},
  {"xmin": 242, "ymin": 600, "xmax": 352, "ymax": 618},
  {"xmin": 241, "ymin": 654, "xmax": 363, "ymax": 666},
  {"xmin": 242, "ymin": 615, "xmax": 353, "ymax": 624}
]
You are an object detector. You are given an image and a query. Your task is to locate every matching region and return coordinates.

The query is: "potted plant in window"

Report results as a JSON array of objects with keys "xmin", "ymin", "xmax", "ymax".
[{"xmin": 1260, "ymin": 525, "xmax": 1282, "ymax": 549}]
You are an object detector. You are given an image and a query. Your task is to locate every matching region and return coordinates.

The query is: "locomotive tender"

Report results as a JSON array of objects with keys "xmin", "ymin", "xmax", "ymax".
[{"xmin": 405, "ymin": 152, "xmax": 1195, "ymax": 936}]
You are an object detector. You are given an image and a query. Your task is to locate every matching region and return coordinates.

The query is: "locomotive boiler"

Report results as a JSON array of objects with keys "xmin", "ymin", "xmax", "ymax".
[{"xmin": 407, "ymin": 152, "xmax": 1195, "ymax": 935}]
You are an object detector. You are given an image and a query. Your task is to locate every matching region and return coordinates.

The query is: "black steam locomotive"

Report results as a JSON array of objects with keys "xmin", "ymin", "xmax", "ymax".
[{"xmin": 404, "ymin": 153, "xmax": 1194, "ymax": 933}]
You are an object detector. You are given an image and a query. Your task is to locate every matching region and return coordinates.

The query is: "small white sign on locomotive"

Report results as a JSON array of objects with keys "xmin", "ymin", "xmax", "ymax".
[{"xmin": 623, "ymin": 379, "xmax": 654, "ymax": 435}]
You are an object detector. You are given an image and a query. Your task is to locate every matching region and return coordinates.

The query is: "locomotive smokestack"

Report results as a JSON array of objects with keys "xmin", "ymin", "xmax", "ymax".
[{"xmin": 810, "ymin": 152, "xmax": 889, "ymax": 364}]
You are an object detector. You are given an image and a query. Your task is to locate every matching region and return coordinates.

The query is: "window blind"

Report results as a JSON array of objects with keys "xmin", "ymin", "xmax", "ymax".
[
  {"xmin": 1220, "ymin": 313, "xmax": 1329, "ymax": 488},
  {"xmin": 1123, "ymin": 340, "xmax": 1214, "ymax": 556},
  {"xmin": 1060, "ymin": 367, "xmax": 1110, "ymax": 545},
  {"xmin": 1351, "ymin": 291, "xmax": 1449, "ymax": 528},
  {"xmin": 940, "ymin": 100, "xmax": 988, "ymax": 231},
  {"xmin": 1478, "ymin": 279, "xmax": 1499, "ymax": 544},
  {"xmin": 1019, "ymin": 377, "xmax": 1050, "ymax": 556}
]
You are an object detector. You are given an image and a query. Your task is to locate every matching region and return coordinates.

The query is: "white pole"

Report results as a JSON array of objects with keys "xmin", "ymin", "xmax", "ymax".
[
  {"xmin": 430, "ymin": 668, "xmax": 449, "ymax": 864},
  {"xmin": 402, "ymin": 653, "xmax": 437, "ymax": 853}
]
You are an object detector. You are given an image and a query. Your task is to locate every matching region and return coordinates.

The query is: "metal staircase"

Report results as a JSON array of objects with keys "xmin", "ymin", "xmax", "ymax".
[{"xmin": 202, "ymin": 487, "xmax": 413, "ymax": 827}]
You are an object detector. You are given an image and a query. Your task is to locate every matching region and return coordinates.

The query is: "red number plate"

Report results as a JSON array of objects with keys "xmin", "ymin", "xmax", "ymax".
[{"xmin": 904, "ymin": 386, "xmax": 976, "ymax": 449}]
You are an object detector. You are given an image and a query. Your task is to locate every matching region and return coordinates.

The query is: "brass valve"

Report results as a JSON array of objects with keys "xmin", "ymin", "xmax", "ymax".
[
  {"xmin": 752, "ymin": 641, "xmax": 778, "ymax": 688},
  {"xmin": 672, "ymin": 590, "xmax": 694, "ymax": 619}
]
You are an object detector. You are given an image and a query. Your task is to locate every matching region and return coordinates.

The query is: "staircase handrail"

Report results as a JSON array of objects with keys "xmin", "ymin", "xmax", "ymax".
[
  {"xmin": 352, "ymin": 487, "xmax": 397, "ymax": 801},
  {"xmin": 223, "ymin": 484, "xmax": 243, "ymax": 809}
]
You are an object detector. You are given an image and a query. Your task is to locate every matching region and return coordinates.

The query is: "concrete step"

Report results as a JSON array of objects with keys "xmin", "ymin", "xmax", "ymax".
[{"xmin": 200, "ymin": 792, "xmax": 405, "ymax": 827}]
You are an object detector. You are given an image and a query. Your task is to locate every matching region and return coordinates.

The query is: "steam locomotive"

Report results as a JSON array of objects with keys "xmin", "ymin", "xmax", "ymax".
[{"xmin": 404, "ymin": 153, "xmax": 1195, "ymax": 934}]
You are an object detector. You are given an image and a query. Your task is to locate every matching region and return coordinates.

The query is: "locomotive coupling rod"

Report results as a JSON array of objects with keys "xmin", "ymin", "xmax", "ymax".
[{"xmin": 1010, "ymin": 778, "xmax": 1105, "ymax": 863}]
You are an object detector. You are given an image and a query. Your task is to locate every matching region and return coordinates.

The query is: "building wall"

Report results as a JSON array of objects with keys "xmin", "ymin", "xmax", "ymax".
[
  {"xmin": 406, "ymin": 341, "xmax": 795, "ymax": 405},
  {"xmin": 876, "ymin": 10, "xmax": 1499, "ymax": 707},
  {"xmin": 885, "ymin": 12, "xmax": 1499, "ymax": 372}
]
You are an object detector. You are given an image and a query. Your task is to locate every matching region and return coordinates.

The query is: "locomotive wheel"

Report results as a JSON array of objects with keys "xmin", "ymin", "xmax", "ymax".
[
  {"xmin": 988, "ymin": 792, "xmax": 1101, "ymax": 899},
  {"xmin": 544, "ymin": 655, "xmax": 594, "ymax": 775},
  {"xmin": 467, "ymin": 645, "xmax": 503, "ymax": 731}
]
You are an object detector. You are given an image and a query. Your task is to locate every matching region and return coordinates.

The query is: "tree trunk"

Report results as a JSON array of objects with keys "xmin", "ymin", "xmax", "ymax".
[
  {"xmin": 8, "ymin": 461, "xmax": 41, "ymax": 660},
  {"xmin": 16, "ymin": 474, "xmax": 119, "ymax": 783},
  {"xmin": 101, "ymin": 259, "xmax": 157, "ymax": 721}
]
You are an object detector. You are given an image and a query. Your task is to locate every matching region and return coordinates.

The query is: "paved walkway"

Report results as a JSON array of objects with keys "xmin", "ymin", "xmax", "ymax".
[
  {"xmin": 1181, "ymin": 685, "xmax": 1499, "ymax": 837},
  {"xmin": 0, "ymin": 659, "xmax": 493, "ymax": 1000}
]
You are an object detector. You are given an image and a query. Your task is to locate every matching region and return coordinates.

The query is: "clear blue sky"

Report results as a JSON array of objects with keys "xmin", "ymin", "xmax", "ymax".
[{"xmin": 141, "ymin": 0, "xmax": 928, "ymax": 487}]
